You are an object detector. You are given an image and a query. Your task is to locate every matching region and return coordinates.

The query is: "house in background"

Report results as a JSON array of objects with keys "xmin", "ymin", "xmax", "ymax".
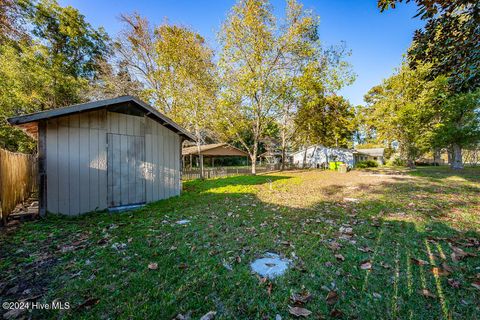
[
  {"xmin": 355, "ymin": 148, "xmax": 385, "ymax": 165},
  {"xmin": 8, "ymin": 96, "xmax": 195, "ymax": 216},
  {"xmin": 291, "ymin": 145, "xmax": 356, "ymax": 168}
]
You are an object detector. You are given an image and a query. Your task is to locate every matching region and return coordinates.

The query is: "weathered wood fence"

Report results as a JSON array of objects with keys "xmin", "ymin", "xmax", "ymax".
[
  {"xmin": 182, "ymin": 164, "xmax": 283, "ymax": 180},
  {"xmin": 0, "ymin": 148, "xmax": 37, "ymax": 223}
]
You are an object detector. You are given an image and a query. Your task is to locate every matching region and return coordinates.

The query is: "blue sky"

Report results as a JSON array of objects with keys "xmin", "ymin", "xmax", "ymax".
[{"xmin": 59, "ymin": 0, "xmax": 424, "ymax": 106}]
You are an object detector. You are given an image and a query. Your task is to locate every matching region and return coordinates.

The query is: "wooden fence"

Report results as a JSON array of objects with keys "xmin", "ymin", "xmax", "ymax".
[
  {"xmin": 0, "ymin": 148, "xmax": 37, "ymax": 223},
  {"xmin": 182, "ymin": 164, "xmax": 289, "ymax": 180}
]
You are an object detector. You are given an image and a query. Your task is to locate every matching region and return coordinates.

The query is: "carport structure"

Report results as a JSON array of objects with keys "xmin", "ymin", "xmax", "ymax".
[{"xmin": 182, "ymin": 143, "xmax": 248, "ymax": 169}]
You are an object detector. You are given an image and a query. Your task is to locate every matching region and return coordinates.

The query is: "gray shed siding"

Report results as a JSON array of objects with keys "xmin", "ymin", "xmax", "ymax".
[{"xmin": 45, "ymin": 110, "xmax": 182, "ymax": 215}]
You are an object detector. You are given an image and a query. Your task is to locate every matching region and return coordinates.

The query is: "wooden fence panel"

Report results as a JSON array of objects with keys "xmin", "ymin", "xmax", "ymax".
[{"xmin": 0, "ymin": 148, "xmax": 37, "ymax": 223}]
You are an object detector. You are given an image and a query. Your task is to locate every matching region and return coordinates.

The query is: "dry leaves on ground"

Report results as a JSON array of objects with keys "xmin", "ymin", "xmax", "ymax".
[
  {"xmin": 148, "ymin": 263, "xmax": 158, "ymax": 270},
  {"xmin": 290, "ymin": 291, "xmax": 312, "ymax": 305},
  {"xmin": 288, "ymin": 306, "xmax": 312, "ymax": 318},
  {"xmin": 418, "ymin": 289, "xmax": 436, "ymax": 299},
  {"xmin": 411, "ymin": 258, "xmax": 429, "ymax": 266},
  {"xmin": 360, "ymin": 260, "xmax": 372, "ymax": 270},
  {"xmin": 326, "ymin": 290, "xmax": 338, "ymax": 305},
  {"xmin": 334, "ymin": 254, "xmax": 345, "ymax": 262},
  {"xmin": 199, "ymin": 311, "xmax": 216, "ymax": 320}
]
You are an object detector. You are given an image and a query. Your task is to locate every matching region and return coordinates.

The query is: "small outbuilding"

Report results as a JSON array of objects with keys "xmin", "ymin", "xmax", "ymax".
[
  {"xmin": 292, "ymin": 145, "xmax": 356, "ymax": 169},
  {"xmin": 8, "ymin": 96, "xmax": 195, "ymax": 216},
  {"xmin": 355, "ymin": 148, "xmax": 385, "ymax": 165}
]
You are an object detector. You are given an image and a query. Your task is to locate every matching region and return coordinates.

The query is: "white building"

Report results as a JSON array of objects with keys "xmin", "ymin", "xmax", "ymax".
[{"xmin": 291, "ymin": 145, "xmax": 356, "ymax": 169}]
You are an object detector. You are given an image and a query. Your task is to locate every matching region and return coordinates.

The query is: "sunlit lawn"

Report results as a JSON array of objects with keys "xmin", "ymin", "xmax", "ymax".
[{"xmin": 0, "ymin": 167, "xmax": 479, "ymax": 319}]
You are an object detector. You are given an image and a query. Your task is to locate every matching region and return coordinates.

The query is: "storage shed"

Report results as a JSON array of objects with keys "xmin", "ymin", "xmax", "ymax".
[{"xmin": 8, "ymin": 96, "xmax": 195, "ymax": 216}]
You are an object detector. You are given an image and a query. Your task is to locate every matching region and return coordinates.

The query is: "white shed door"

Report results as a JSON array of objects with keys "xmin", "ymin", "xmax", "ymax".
[{"xmin": 107, "ymin": 133, "xmax": 146, "ymax": 207}]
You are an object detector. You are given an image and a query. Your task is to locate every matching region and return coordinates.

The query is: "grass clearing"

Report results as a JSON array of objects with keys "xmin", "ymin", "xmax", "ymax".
[{"xmin": 0, "ymin": 167, "xmax": 479, "ymax": 319}]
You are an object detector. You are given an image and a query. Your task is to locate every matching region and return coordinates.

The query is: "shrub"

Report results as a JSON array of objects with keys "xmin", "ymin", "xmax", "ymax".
[
  {"xmin": 386, "ymin": 156, "xmax": 405, "ymax": 167},
  {"xmin": 355, "ymin": 160, "xmax": 378, "ymax": 168}
]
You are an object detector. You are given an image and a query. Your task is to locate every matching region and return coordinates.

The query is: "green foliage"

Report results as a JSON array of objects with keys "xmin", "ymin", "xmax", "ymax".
[
  {"xmin": 430, "ymin": 90, "xmax": 480, "ymax": 149},
  {"xmin": 355, "ymin": 160, "xmax": 378, "ymax": 168},
  {"xmin": 295, "ymin": 94, "xmax": 355, "ymax": 148},
  {"xmin": 217, "ymin": 0, "xmax": 324, "ymax": 172},
  {"xmin": 379, "ymin": 0, "xmax": 479, "ymax": 99},
  {"xmin": 361, "ymin": 63, "xmax": 449, "ymax": 164},
  {"xmin": 115, "ymin": 14, "xmax": 217, "ymax": 148},
  {"xmin": 386, "ymin": 155, "xmax": 406, "ymax": 167},
  {"xmin": 0, "ymin": 0, "xmax": 110, "ymax": 152}
]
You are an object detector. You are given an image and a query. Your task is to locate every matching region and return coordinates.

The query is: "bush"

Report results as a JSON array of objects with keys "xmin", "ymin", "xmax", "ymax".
[
  {"xmin": 355, "ymin": 160, "xmax": 378, "ymax": 168},
  {"xmin": 386, "ymin": 156, "xmax": 405, "ymax": 167}
]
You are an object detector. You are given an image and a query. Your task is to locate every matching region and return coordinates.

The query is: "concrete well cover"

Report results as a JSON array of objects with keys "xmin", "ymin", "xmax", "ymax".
[{"xmin": 250, "ymin": 252, "xmax": 291, "ymax": 279}]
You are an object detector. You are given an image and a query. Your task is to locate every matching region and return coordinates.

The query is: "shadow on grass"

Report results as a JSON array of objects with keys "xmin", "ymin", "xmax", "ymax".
[
  {"xmin": 408, "ymin": 166, "xmax": 480, "ymax": 183},
  {"xmin": 0, "ymin": 169, "xmax": 478, "ymax": 319}
]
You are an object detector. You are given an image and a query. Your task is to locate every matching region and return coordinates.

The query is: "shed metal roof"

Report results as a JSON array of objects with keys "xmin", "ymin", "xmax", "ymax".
[
  {"xmin": 355, "ymin": 148, "xmax": 385, "ymax": 157},
  {"xmin": 7, "ymin": 95, "xmax": 195, "ymax": 141},
  {"xmin": 182, "ymin": 143, "xmax": 248, "ymax": 157}
]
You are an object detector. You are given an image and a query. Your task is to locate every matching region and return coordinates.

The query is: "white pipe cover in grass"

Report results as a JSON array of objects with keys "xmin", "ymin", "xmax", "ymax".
[{"xmin": 250, "ymin": 252, "xmax": 291, "ymax": 279}]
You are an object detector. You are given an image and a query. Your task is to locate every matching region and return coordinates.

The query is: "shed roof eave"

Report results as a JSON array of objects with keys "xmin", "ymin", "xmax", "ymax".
[{"xmin": 7, "ymin": 95, "xmax": 196, "ymax": 141}]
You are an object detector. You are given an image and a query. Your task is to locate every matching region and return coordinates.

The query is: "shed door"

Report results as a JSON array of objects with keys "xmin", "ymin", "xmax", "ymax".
[{"xmin": 107, "ymin": 133, "xmax": 145, "ymax": 207}]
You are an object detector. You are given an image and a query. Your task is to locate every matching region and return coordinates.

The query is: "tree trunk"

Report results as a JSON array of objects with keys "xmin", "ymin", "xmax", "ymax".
[
  {"xmin": 433, "ymin": 148, "xmax": 441, "ymax": 166},
  {"xmin": 451, "ymin": 143, "xmax": 463, "ymax": 170},
  {"xmin": 196, "ymin": 141, "xmax": 204, "ymax": 179},
  {"xmin": 281, "ymin": 131, "xmax": 286, "ymax": 171},
  {"xmin": 195, "ymin": 124, "xmax": 204, "ymax": 179},
  {"xmin": 251, "ymin": 142, "xmax": 257, "ymax": 175},
  {"xmin": 447, "ymin": 147, "xmax": 453, "ymax": 165},
  {"xmin": 407, "ymin": 158, "xmax": 415, "ymax": 169},
  {"xmin": 302, "ymin": 146, "xmax": 308, "ymax": 168}
]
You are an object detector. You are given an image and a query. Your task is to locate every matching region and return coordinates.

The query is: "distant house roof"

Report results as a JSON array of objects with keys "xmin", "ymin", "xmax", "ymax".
[
  {"xmin": 7, "ymin": 95, "xmax": 195, "ymax": 141},
  {"xmin": 355, "ymin": 148, "xmax": 385, "ymax": 157},
  {"xmin": 182, "ymin": 143, "xmax": 248, "ymax": 157}
]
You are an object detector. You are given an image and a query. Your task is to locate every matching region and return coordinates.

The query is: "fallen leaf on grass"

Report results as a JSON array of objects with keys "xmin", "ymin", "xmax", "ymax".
[
  {"xmin": 451, "ymin": 246, "xmax": 476, "ymax": 262},
  {"xmin": 447, "ymin": 279, "xmax": 460, "ymax": 289},
  {"xmin": 288, "ymin": 306, "xmax": 312, "ymax": 317},
  {"xmin": 334, "ymin": 254, "xmax": 345, "ymax": 262},
  {"xmin": 358, "ymin": 246, "xmax": 373, "ymax": 253},
  {"xmin": 178, "ymin": 263, "xmax": 188, "ymax": 270},
  {"xmin": 148, "ymin": 263, "xmax": 158, "ymax": 270},
  {"xmin": 330, "ymin": 309, "xmax": 343, "ymax": 318},
  {"xmin": 418, "ymin": 289, "xmax": 436, "ymax": 299},
  {"xmin": 175, "ymin": 313, "xmax": 191, "ymax": 320},
  {"xmin": 290, "ymin": 290, "xmax": 312, "ymax": 305},
  {"xmin": 2, "ymin": 308, "xmax": 25, "ymax": 320},
  {"xmin": 360, "ymin": 260, "xmax": 372, "ymax": 270},
  {"xmin": 326, "ymin": 290, "xmax": 338, "ymax": 305},
  {"xmin": 472, "ymin": 281, "xmax": 480, "ymax": 290},
  {"xmin": 199, "ymin": 311, "xmax": 216, "ymax": 320},
  {"xmin": 328, "ymin": 242, "xmax": 342, "ymax": 251},
  {"xmin": 77, "ymin": 298, "xmax": 99, "ymax": 309},
  {"xmin": 267, "ymin": 282, "xmax": 273, "ymax": 296},
  {"xmin": 441, "ymin": 262, "xmax": 454, "ymax": 273},
  {"xmin": 431, "ymin": 267, "xmax": 449, "ymax": 277},
  {"xmin": 411, "ymin": 258, "xmax": 429, "ymax": 266}
]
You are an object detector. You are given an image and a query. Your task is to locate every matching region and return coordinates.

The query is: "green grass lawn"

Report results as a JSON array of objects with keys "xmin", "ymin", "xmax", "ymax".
[{"xmin": 1, "ymin": 167, "xmax": 479, "ymax": 319}]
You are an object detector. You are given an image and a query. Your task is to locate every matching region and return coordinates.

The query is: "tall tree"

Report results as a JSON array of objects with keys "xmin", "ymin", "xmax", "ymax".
[
  {"xmin": 378, "ymin": 0, "xmax": 480, "ymax": 168},
  {"xmin": 218, "ymin": 0, "xmax": 348, "ymax": 174},
  {"xmin": 0, "ymin": 0, "xmax": 110, "ymax": 152},
  {"xmin": 430, "ymin": 90, "xmax": 480, "ymax": 169},
  {"xmin": 362, "ymin": 63, "xmax": 448, "ymax": 167},
  {"xmin": 115, "ymin": 15, "xmax": 217, "ymax": 178}
]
